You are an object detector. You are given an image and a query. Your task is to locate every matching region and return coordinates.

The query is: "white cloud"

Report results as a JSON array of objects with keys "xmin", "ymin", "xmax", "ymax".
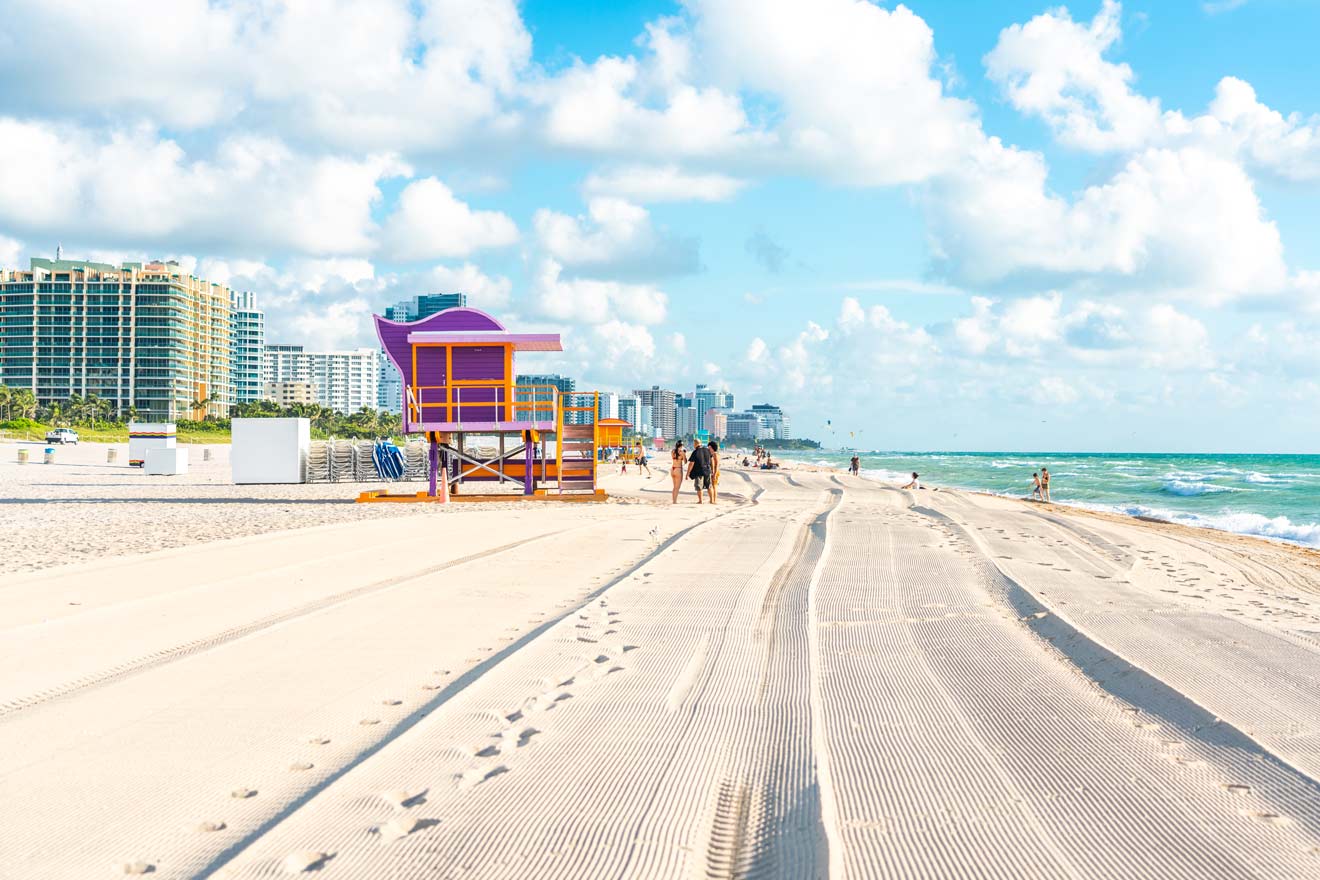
[
  {"xmin": 0, "ymin": 234, "xmax": 23, "ymax": 269},
  {"xmin": 984, "ymin": 0, "xmax": 1166, "ymax": 152},
  {"xmin": 381, "ymin": 177, "xmax": 518, "ymax": 261},
  {"xmin": 422, "ymin": 263, "xmax": 513, "ymax": 311},
  {"xmin": 927, "ymin": 141, "xmax": 1287, "ymax": 300},
  {"xmin": 533, "ymin": 198, "xmax": 698, "ymax": 278},
  {"xmin": 688, "ymin": 0, "xmax": 982, "ymax": 185},
  {"xmin": 1030, "ymin": 377, "xmax": 1080, "ymax": 406},
  {"xmin": 0, "ymin": 120, "xmax": 408, "ymax": 255},
  {"xmin": 0, "ymin": 0, "xmax": 532, "ymax": 153},
  {"xmin": 1207, "ymin": 77, "xmax": 1320, "ymax": 182},
  {"xmin": 533, "ymin": 54, "xmax": 759, "ymax": 158},
  {"xmin": 984, "ymin": 2, "xmax": 1320, "ymax": 183},
  {"xmin": 942, "ymin": 292, "xmax": 1211, "ymax": 370},
  {"xmin": 582, "ymin": 164, "xmax": 746, "ymax": 203},
  {"xmin": 531, "ymin": 258, "xmax": 668, "ymax": 326}
]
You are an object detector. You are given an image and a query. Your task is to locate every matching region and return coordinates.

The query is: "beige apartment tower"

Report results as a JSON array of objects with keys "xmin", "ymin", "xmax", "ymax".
[{"xmin": 0, "ymin": 257, "xmax": 234, "ymax": 420}]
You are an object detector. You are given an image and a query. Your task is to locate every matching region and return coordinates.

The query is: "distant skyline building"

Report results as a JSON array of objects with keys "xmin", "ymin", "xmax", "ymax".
[
  {"xmin": 751, "ymin": 403, "xmax": 792, "ymax": 439},
  {"xmin": 517, "ymin": 373, "xmax": 576, "ymax": 394},
  {"xmin": 706, "ymin": 408, "xmax": 728, "ymax": 439},
  {"xmin": 264, "ymin": 344, "xmax": 378, "ymax": 414},
  {"xmin": 633, "ymin": 385, "xmax": 676, "ymax": 439},
  {"xmin": 230, "ymin": 291, "xmax": 265, "ymax": 405},
  {"xmin": 0, "ymin": 256, "xmax": 233, "ymax": 420},
  {"xmin": 378, "ymin": 292, "xmax": 469, "ymax": 412},
  {"xmin": 676, "ymin": 405, "xmax": 697, "ymax": 438},
  {"xmin": 384, "ymin": 292, "xmax": 468, "ymax": 323},
  {"xmin": 725, "ymin": 411, "xmax": 765, "ymax": 441},
  {"xmin": 265, "ymin": 380, "xmax": 315, "ymax": 406},
  {"xmin": 694, "ymin": 383, "xmax": 734, "ymax": 432},
  {"xmin": 596, "ymin": 390, "xmax": 619, "ymax": 421},
  {"xmin": 617, "ymin": 394, "xmax": 641, "ymax": 432}
]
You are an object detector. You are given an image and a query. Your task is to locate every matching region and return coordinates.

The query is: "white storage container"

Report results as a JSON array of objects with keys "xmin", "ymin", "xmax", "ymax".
[
  {"xmin": 231, "ymin": 418, "xmax": 310, "ymax": 484},
  {"xmin": 144, "ymin": 447, "xmax": 189, "ymax": 475}
]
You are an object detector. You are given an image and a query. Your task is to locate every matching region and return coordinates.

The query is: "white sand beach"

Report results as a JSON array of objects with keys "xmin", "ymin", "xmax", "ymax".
[{"xmin": 3, "ymin": 444, "xmax": 1320, "ymax": 878}]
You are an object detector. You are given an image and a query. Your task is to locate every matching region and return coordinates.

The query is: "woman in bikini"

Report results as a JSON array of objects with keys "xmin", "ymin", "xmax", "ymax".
[{"xmin": 670, "ymin": 440, "xmax": 687, "ymax": 503}]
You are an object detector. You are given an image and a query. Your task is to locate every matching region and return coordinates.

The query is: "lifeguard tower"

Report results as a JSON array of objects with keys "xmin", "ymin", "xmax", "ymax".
[{"xmin": 360, "ymin": 307, "xmax": 604, "ymax": 502}]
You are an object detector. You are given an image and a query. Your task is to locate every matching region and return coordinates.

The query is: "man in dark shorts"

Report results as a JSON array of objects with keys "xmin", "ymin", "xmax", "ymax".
[{"xmin": 688, "ymin": 441, "xmax": 713, "ymax": 504}]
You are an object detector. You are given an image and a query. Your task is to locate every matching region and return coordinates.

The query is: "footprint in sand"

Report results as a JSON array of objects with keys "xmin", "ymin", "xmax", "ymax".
[
  {"xmin": 307, "ymin": 737, "xmax": 330, "ymax": 746},
  {"xmin": 114, "ymin": 861, "xmax": 154, "ymax": 875},
  {"xmin": 288, "ymin": 761, "xmax": 314, "ymax": 772},
  {"xmin": 1220, "ymin": 783, "xmax": 1252, "ymax": 795},
  {"xmin": 379, "ymin": 814, "xmax": 438, "ymax": 842},
  {"xmin": 382, "ymin": 699, "xmax": 402, "ymax": 706},
  {"xmin": 360, "ymin": 718, "xmax": 381, "ymax": 726},
  {"xmin": 457, "ymin": 765, "xmax": 509, "ymax": 789},
  {"xmin": 1241, "ymin": 809, "xmax": 1289, "ymax": 825},
  {"xmin": 475, "ymin": 744, "xmax": 501, "ymax": 758},
  {"xmin": 190, "ymin": 820, "xmax": 227, "ymax": 833},
  {"xmin": 231, "ymin": 787, "xmax": 257, "ymax": 799},
  {"xmin": 381, "ymin": 789, "xmax": 426, "ymax": 809},
  {"xmin": 283, "ymin": 851, "xmax": 331, "ymax": 873}
]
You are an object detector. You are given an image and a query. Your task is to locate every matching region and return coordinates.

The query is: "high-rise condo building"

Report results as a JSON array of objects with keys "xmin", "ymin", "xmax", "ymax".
[
  {"xmin": 618, "ymin": 394, "xmax": 641, "ymax": 432},
  {"xmin": 378, "ymin": 292, "xmax": 469, "ymax": 411},
  {"xmin": 230, "ymin": 291, "xmax": 265, "ymax": 405},
  {"xmin": 633, "ymin": 386, "xmax": 677, "ymax": 439},
  {"xmin": 0, "ymin": 257, "xmax": 233, "ymax": 420},
  {"xmin": 264, "ymin": 344, "xmax": 379, "ymax": 414},
  {"xmin": 694, "ymin": 383, "xmax": 734, "ymax": 432},
  {"xmin": 751, "ymin": 403, "xmax": 792, "ymax": 439},
  {"xmin": 676, "ymin": 405, "xmax": 697, "ymax": 438},
  {"xmin": 596, "ymin": 391, "xmax": 619, "ymax": 421}
]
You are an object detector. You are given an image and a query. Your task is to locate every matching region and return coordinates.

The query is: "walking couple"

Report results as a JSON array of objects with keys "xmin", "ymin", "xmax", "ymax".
[{"xmin": 671, "ymin": 439, "xmax": 719, "ymax": 504}]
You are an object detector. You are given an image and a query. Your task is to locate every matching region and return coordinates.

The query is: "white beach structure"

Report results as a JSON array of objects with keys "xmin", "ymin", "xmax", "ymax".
[
  {"xmin": 231, "ymin": 417, "xmax": 311, "ymax": 484},
  {"xmin": 128, "ymin": 423, "xmax": 176, "ymax": 468},
  {"xmin": 144, "ymin": 447, "xmax": 189, "ymax": 475}
]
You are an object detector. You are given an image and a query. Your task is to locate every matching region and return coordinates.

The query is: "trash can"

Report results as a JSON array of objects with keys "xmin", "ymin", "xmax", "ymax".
[
  {"xmin": 17, "ymin": 448, "xmax": 28, "ymax": 464},
  {"xmin": 108, "ymin": 448, "xmax": 118, "ymax": 463},
  {"xmin": 44, "ymin": 447, "xmax": 55, "ymax": 464}
]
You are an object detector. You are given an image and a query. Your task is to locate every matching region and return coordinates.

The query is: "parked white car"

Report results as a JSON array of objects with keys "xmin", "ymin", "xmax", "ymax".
[{"xmin": 45, "ymin": 427, "xmax": 79, "ymax": 445}]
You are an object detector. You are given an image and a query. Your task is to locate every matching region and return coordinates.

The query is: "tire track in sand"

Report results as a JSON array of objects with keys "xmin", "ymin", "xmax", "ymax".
[{"xmin": 0, "ymin": 531, "xmax": 574, "ymax": 721}]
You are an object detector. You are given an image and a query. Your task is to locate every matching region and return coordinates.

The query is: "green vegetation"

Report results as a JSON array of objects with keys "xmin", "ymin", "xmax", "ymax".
[
  {"xmin": 757, "ymin": 437, "xmax": 821, "ymax": 450},
  {"xmin": 0, "ymin": 385, "xmax": 404, "ymax": 443}
]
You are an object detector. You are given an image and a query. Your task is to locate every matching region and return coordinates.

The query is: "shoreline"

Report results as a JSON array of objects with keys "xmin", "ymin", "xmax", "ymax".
[{"xmin": 771, "ymin": 453, "xmax": 1320, "ymax": 564}]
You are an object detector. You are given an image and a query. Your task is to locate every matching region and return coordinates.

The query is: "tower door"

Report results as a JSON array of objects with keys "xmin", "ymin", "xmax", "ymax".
[{"xmin": 451, "ymin": 346, "xmax": 506, "ymax": 423}]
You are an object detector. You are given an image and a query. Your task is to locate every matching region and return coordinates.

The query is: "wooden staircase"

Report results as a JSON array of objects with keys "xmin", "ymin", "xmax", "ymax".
[{"xmin": 555, "ymin": 392, "xmax": 599, "ymax": 494}]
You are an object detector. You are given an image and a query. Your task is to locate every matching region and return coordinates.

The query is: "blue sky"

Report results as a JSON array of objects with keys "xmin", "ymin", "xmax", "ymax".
[{"xmin": 1, "ymin": 0, "xmax": 1318, "ymax": 451}]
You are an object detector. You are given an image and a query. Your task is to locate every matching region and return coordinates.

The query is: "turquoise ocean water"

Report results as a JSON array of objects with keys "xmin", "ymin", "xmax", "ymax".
[{"xmin": 786, "ymin": 451, "xmax": 1320, "ymax": 548}]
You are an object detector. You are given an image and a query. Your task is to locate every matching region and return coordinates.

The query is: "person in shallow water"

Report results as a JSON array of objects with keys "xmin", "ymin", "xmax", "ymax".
[
  {"xmin": 1041, "ymin": 466, "xmax": 1052, "ymax": 502},
  {"xmin": 850, "ymin": 455, "xmax": 860, "ymax": 476},
  {"xmin": 1032, "ymin": 472, "xmax": 1043, "ymax": 500}
]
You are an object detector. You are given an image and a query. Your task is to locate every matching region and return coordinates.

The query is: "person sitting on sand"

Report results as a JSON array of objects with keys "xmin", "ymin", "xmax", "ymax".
[
  {"xmin": 1040, "ymin": 466, "xmax": 1051, "ymax": 502},
  {"xmin": 1031, "ymin": 472, "xmax": 1042, "ymax": 500},
  {"xmin": 670, "ymin": 440, "xmax": 687, "ymax": 504},
  {"xmin": 901, "ymin": 472, "xmax": 920, "ymax": 490}
]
